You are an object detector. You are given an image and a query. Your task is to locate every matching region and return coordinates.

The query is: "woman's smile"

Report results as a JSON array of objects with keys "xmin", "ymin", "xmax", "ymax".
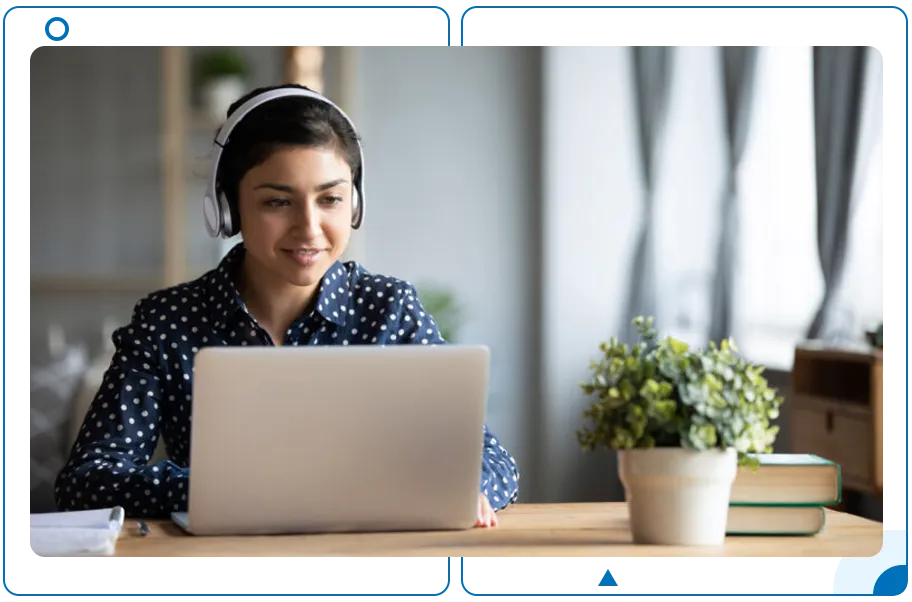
[{"xmin": 283, "ymin": 247, "xmax": 324, "ymax": 267}]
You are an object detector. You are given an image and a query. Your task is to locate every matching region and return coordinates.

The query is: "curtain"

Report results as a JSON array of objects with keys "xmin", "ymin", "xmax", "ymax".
[
  {"xmin": 708, "ymin": 47, "xmax": 759, "ymax": 344},
  {"xmin": 624, "ymin": 46, "xmax": 673, "ymax": 343},
  {"xmin": 807, "ymin": 47, "xmax": 868, "ymax": 339}
]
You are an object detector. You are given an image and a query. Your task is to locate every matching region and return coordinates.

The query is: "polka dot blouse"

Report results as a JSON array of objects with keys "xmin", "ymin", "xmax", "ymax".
[{"xmin": 54, "ymin": 242, "xmax": 520, "ymax": 518}]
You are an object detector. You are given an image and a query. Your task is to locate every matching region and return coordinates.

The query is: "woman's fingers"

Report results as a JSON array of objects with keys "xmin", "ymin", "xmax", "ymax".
[{"xmin": 475, "ymin": 493, "xmax": 497, "ymax": 528}]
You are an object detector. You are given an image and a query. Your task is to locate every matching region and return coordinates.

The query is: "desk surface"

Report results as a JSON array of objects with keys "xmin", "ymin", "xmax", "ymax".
[{"xmin": 116, "ymin": 502, "xmax": 883, "ymax": 557}]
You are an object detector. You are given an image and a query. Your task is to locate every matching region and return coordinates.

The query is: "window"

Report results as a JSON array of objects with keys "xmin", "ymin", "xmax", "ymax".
[{"xmin": 734, "ymin": 47, "xmax": 882, "ymax": 368}]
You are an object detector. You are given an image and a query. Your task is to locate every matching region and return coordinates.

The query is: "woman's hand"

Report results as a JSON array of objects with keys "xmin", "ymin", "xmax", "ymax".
[{"xmin": 475, "ymin": 492, "xmax": 498, "ymax": 528}]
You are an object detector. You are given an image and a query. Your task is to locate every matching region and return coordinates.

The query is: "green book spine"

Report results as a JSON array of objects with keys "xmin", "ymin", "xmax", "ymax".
[{"xmin": 726, "ymin": 505, "xmax": 827, "ymax": 536}]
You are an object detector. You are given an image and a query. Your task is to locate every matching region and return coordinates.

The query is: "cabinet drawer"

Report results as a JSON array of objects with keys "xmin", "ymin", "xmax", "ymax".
[{"xmin": 790, "ymin": 397, "xmax": 873, "ymax": 491}]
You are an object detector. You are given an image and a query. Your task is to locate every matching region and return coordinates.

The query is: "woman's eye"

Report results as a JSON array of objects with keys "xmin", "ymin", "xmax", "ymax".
[
  {"xmin": 321, "ymin": 195, "xmax": 344, "ymax": 205},
  {"xmin": 266, "ymin": 198, "xmax": 290, "ymax": 207}
]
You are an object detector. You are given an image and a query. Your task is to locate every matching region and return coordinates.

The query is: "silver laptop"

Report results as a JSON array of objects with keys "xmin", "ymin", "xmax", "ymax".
[{"xmin": 171, "ymin": 344, "xmax": 489, "ymax": 536}]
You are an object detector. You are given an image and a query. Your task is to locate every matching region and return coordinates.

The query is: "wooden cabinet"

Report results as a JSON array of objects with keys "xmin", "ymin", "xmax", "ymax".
[{"xmin": 790, "ymin": 346, "xmax": 883, "ymax": 497}]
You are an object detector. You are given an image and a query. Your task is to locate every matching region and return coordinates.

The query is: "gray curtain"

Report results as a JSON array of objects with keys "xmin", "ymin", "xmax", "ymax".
[
  {"xmin": 708, "ymin": 47, "xmax": 759, "ymax": 344},
  {"xmin": 624, "ymin": 47, "xmax": 673, "ymax": 343},
  {"xmin": 807, "ymin": 47, "xmax": 868, "ymax": 339}
]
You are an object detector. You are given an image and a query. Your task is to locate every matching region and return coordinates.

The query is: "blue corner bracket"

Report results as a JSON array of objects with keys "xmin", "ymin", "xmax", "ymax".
[{"xmin": 834, "ymin": 530, "xmax": 908, "ymax": 595}]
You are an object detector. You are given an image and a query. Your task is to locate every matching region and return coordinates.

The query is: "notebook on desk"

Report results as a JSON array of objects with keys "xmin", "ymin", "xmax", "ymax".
[
  {"xmin": 174, "ymin": 345, "xmax": 490, "ymax": 536},
  {"xmin": 30, "ymin": 506, "xmax": 125, "ymax": 556}
]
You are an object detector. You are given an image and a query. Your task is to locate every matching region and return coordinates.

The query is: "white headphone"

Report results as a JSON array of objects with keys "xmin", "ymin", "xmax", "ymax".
[{"xmin": 203, "ymin": 87, "xmax": 365, "ymax": 239}]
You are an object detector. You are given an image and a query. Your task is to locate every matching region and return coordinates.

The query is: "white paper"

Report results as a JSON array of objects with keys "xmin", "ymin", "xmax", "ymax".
[
  {"xmin": 30, "ymin": 507, "xmax": 123, "ymax": 529},
  {"xmin": 30, "ymin": 526, "xmax": 120, "ymax": 556},
  {"xmin": 30, "ymin": 507, "xmax": 125, "ymax": 556}
]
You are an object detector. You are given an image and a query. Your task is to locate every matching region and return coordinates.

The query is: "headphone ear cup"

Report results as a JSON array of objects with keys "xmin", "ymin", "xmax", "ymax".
[
  {"xmin": 351, "ymin": 187, "xmax": 361, "ymax": 228},
  {"xmin": 219, "ymin": 192, "xmax": 239, "ymax": 238},
  {"xmin": 203, "ymin": 193, "xmax": 222, "ymax": 238}
]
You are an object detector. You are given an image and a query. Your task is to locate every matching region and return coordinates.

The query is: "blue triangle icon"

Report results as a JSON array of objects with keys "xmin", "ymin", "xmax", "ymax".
[{"xmin": 599, "ymin": 568, "xmax": 618, "ymax": 586}]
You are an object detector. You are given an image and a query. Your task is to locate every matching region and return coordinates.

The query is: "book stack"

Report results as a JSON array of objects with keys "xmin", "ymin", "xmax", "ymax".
[{"xmin": 726, "ymin": 454, "xmax": 841, "ymax": 536}]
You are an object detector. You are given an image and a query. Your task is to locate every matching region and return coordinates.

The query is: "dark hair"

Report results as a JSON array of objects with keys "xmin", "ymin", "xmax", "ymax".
[{"xmin": 215, "ymin": 83, "xmax": 362, "ymax": 212}]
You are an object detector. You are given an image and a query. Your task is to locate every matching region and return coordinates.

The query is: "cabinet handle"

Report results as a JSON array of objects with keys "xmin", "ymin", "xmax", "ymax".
[{"xmin": 825, "ymin": 410, "xmax": 835, "ymax": 433}]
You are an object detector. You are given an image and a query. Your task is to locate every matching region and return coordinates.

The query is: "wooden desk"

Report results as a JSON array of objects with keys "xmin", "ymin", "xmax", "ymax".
[{"xmin": 116, "ymin": 503, "xmax": 883, "ymax": 557}]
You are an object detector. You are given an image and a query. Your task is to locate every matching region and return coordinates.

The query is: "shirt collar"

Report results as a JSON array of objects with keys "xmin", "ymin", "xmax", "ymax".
[{"xmin": 208, "ymin": 242, "xmax": 349, "ymax": 327}]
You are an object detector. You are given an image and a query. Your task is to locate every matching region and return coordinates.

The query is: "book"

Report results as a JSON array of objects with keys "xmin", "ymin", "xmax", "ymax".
[
  {"xmin": 30, "ymin": 507, "xmax": 125, "ymax": 556},
  {"xmin": 730, "ymin": 454, "xmax": 841, "ymax": 506},
  {"xmin": 727, "ymin": 504, "xmax": 826, "ymax": 536}
]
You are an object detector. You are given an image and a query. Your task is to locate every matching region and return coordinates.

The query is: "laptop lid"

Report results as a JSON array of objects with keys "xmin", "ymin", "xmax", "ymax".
[{"xmin": 182, "ymin": 345, "xmax": 489, "ymax": 535}]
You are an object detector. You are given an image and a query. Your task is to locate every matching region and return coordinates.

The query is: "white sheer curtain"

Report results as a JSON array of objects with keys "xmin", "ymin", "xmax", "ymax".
[
  {"xmin": 653, "ymin": 47, "xmax": 727, "ymax": 346},
  {"xmin": 733, "ymin": 47, "xmax": 882, "ymax": 368},
  {"xmin": 831, "ymin": 49, "xmax": 884, "ymax": 336}
]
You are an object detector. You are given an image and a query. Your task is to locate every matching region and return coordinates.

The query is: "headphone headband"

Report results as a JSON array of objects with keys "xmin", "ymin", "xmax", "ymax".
[{"xmin": 203, "ymin": 87, "xmax": 365, "ymax": 238}]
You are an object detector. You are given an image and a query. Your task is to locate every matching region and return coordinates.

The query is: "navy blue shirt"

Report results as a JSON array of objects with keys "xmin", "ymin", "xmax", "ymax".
[{"xmin": 55, "ymin": 242, "xmax": 520, "ymax": 517}]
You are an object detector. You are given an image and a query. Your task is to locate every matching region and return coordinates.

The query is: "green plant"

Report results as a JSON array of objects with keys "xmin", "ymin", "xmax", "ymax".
[
  {"xmin": 867, "ymin": 323, "xmax": 883, "ymax": 348},
  {"xmin": 415, "ymin": 285, "xmax": 463, "ymax": 343},
  {"xmin": 195, "ymin": 49, "xmax": 249, "ymax": 82},
  {"xmin": 577, "ymin": 316, "xmax": 784, "ymax": 468}
]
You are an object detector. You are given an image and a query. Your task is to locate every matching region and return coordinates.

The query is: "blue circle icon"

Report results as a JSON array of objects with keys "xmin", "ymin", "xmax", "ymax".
[{"xmin": 45, "ymin": 17, "xmax": 68, "ymax": 41}]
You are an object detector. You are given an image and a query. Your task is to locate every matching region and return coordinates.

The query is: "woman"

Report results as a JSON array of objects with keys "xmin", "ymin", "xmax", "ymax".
[{"xmin": 54, "ymin": 84, "xmax": 519, "ymax": 528}]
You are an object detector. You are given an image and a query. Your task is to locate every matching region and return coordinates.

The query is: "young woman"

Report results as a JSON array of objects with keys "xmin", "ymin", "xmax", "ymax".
[{"xmin": 55, "ymin": 84, "xmax": 519, "ymax": 528}]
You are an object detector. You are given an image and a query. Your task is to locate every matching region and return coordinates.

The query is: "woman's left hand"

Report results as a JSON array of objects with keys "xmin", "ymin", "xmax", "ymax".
[{"xmin": 475, "ymin": 493, "xmax": 498, "ymax": 528}]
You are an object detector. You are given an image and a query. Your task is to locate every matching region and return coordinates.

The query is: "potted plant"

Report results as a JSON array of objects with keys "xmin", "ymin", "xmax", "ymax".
[
  {"xmin": 195, "ymin": 49, "xmax": 249, "ymax": 125},
  {"xmin": 577, "ymin": 316, "xmax": 784, "ymax": 545}
]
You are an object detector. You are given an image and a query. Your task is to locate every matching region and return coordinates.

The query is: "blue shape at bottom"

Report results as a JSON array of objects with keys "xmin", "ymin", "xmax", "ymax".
[
  {"xmin": 599, "ymin": 569, "xmax": 617, "ymax": 587},
  {"xmin": 873, "ymin": 565, "xmax": 907, "ymax": 596}
]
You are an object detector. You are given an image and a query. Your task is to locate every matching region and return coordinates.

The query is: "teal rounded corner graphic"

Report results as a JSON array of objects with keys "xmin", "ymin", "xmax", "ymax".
[
  {"xmin": 460, "ymin": 5, "xmax": 477, "ymax": 45},
  {"xmin": 431, "ymin": 6, "xmax": 450, "ymax": 27},
  {"xmin": 873, "ymin": 566, "xmax": 907, "ymax": 596},
  {"xmin": 3, "ymin": 6, "xmax": 25, "ymax": 21}
]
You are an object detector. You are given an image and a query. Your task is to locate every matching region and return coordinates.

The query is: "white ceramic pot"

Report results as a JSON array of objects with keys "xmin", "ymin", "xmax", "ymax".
[
  {"xmin": 201, "ymin": 76, "xmax": 247, "ymax": 125},
  {"xmin": 618, "ymin": 447, "xmax": 737, "ymax": 546}
]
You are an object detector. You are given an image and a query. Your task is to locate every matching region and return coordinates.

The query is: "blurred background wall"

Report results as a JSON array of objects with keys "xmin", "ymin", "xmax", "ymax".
[{"xmin": 31, "ymin": 46, "xmax": 883, "ymax": 519}]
